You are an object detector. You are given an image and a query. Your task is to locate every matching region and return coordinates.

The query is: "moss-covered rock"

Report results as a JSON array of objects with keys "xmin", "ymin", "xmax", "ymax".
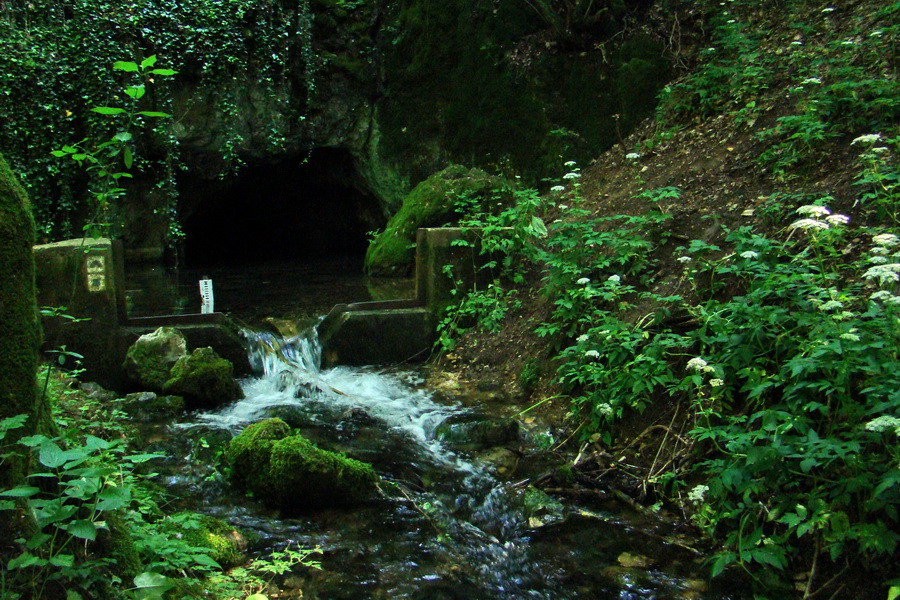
[
  {"xmin": 364, "ymin": 165, "xmax": 511, "ymax": 276},
  {"xmin": 123, "ymin": 327, "xmax": 188, "ymax": 392},
  {"xmin": 0, "ymin": 153, "xmax": 43, "ymax": 494},
  {"xmin": 120, "ymin": 391, "xmax": 186, "ymax": 420},
  {"xmin": 227, "ymin": 418, "xmax": 379, "ymax": 512},
  {"xmin": 160, "ymin": 513, "xmax": 248, "ymax": 569},
  {"xmin": 163, "ymin": 347, "xmax": 244, "ymax": 409}
]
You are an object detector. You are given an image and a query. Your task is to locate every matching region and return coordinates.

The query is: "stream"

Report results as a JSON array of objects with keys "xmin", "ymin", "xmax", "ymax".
[{"xmin": 128, "ymin": 259, "xmax": 744, "ymax": 599}]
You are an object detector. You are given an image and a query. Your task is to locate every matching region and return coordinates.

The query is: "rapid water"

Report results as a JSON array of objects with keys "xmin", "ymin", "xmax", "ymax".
[{"xmin": 157, "ymin": 328, "xmax": 744, "ymax": 600}]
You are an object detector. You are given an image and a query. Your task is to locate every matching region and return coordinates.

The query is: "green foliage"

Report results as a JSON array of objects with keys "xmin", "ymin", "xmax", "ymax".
[{"xmin": 0, "ymin": 0, "xmax": 317, "ymax": 241}]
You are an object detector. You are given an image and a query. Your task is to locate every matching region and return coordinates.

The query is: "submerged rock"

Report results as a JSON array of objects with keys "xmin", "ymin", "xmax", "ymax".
[
  {"xmin": 226, "ymin": 418, "xmax": 379, "ymax": 512},
  {"xmin": 122, "ymin": 326, "xmax": 188, "ymax": 391},
  {"xmin": 163, "ymin": 347, "xmax": 244, "ymax": 409},
  {"xmin": 434, "ymin": 416, "xmax": 520, "ymax": 450},
  {"xmin": 121, "ymin": 391, "xmax": 185, "ymax": 420}
]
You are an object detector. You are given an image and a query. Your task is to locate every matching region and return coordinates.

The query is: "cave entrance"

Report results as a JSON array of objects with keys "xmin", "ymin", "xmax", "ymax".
[{"xmin": 180, "ymin": 148, "xmax": 381, "ymax": 269}]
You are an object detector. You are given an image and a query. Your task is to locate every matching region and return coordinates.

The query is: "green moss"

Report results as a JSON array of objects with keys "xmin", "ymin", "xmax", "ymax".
[
  {"xmin": 122, "ymin": 327, "xmax": 188, "ymax": 391},
  {"xmin": 0, "ymin": 153, "xmax": 42, "ymax": 491},
  {"xmin": 94, "ymin": 511, "xmax": 142, "ymax": 581},
  {"xmin": 227, "ymin": 418, "xmax": 379, "ymax": 511},
  {"xmin": 163, "ymin": 513, "xmax": 247, "ymax": 569},
  {"xmin": 364, "ymin": 165, "xmax": 511, "ymax": 276},
  {"xmin": 163, "ymin": 347, "xmax": 244, "ymax": 408}
]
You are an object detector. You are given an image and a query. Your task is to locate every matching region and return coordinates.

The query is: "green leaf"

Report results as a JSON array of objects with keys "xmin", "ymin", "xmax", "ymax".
[
  {"xmin": 91, "ymin": 106, "xmax": 127, "ymax": 115},
  {"xmin": 18, "ymin": 434, "xmax": 50, "ymax": 447},
  {"xmin": 125, "ymin": 85, "xmax": 146, "ymax": 100},
  {"xmin": 114, "ymin": 132, "xmax": 133, "ymax": 143},
  {"xmin": 133, "ymin": 572, "xmax": 175, "ymax": 600},
  {"xmin": 66, "ymin": 590, "xmax": 84, "ymax": 600},
  {"xmin": 49, "ymin": 553, "xmax": 75, "ymax": 568},
  {"xmin": 8, "ymin": 551, "xmax": 46, "ymax": 570},
  {"xmin": 96, "ymin": 485, "xmax": 131, "ymax": 511},
  {"xmin": 39, "ymin": 441, "xmax": 67, "ymax": 468},
  {"xmin": 888, "ymin": 586, "xmax": 900, "ymax": 600},
  {"xmin": 0, "ymin": 486, "xmax": 40, "ymax": 498},
  {"xmin": 140, "ymin": 55, "xmax": 158, "ymax": 69},
  {"xmin": 149, "ymin": 68, "xmax": 177, "ymax": 76},
  {"xmin": 50, "ymin": 150, "xmax": 68, "ymax": 157},
  {"xmin": 25, "ymin": 532, "xmax": 51, "ymax": 549},
  {"xmin": 112, "ymin": 61, "xmax": 139, "ymax": 72},
  {"xmin": 530, "ymin": 216, "xmax": 548, "ymax": 238},
  {"xmin": 191, "ymin": 554, "xmax": 221, "ymax": 569},
  {"xmin": 123, "ymin": 453, "xmax": 163, "ymax": 464},
  {"xmin": 124, "ymin": 146, "xmax": 133, "ymax": 169},
  {"xmin": 137, "ymin": 111, "xmax": 172, "ymax": 118},
  {"xmin": 66, "ymin": 519, "xmax": 98, "ymax": 541},
  {"xmin": 709, "ymin": 551, "xmax": 736, "ymax": 577},
  {"xmin": 246, "ymin": 595, "xmax": 268, "ymax": 600}
]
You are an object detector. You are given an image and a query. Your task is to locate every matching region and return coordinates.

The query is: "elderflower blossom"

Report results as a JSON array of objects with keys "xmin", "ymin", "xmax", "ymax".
[
  {"xmin": 852, "ymin": 133, "xmax": 882, "ymax": 146},
  {"xmin": 564, "ymin": 160, "xmax": 578, "ymax": 167},
  {"xmin": 625, "ymin": 152, "xmax": 641, "ymax": 160},
  {"xmin": 585, "ymin": 350, "xmax": 600, "ymax": 359},
  {"xmin": 597, "ymin": 403, "xmax": 614, "ymax": 417},
  {"xmin": 607, "ymin": 274, "xmax": 621, "ymax": 284},
  {"xmin": 550, "ymin": 185, "xmax": 565, "ymax": 193},
  {"xmin": 686, "ymin": 357, "xmax": 708, "ymax": 372},
  {"xmin": 864, "ymin": 263, "xmax": 900, "ymax": 285},
  {"xmin": 800, "ymin": 77, "xmax": 823, "ymax": 85},
  {"xmin": 826, "ymin": 214, "xmax": 850, "ymax": 226},
  {"xmin": 562, "ymin": 172, "xmax": 581, "ymax": 180},
  {"xmin": 869, "ymin": 255, "xmax": 889, "ymax": 265},
  {"xmin": 688, "ymin": 484, "xmax": 709, "ymax": 504},
  {"xmin": 797, "ymin": 205, "xmax": 831, "ymax": 218},
  {"xmin": 576, "ymin": 277, "xmax": 591, "ymax": 285},
  {"xmin": 840, "ymin": 332, "xmax": 861, "ymax": 342},
  {"xmin": 865, "ymin": 415, "xmax": 900, "ymax": 435},
  {"xmin": 740, "ymin": 250, "xmax": 759, "ymax": 259},
  {"xmin": 873, "ymin": 233, "xmax": 900, "ymax": 248},
  {"xmin": 871, "ymin": 246, "xmax": 890, "ymax": 255},
  {"xmin": 790, "ymin": 218, "xmax": 830, "ymax": 231},
  {"xmin": 709, "ymin": 378, "xmax": 724, "ymax": 387},
  {"xmin": 677, "ymin": 256, "xmax": 692, "ymax": 264},
  {"xmin": 558, "ymin": 204, "xmax": 568, "ymax": 210},
  {"xmin": 577, "ymin": 334, "xmax": 589, "ymax": 343},
  {"xmin": 870, "ymin": 290, "xmax": 895, "ymax": 302}
]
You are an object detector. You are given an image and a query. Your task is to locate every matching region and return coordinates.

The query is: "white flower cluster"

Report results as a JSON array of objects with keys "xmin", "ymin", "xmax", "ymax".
[
  {"xmin": 597, "ymin": 403, "xmax": 614, "ymax": 417},
  {"xmin": 577, "ymin": 334, "xmax": 589, "ymax": 343},
  {"xmin": 687, "ymin": 484, "xmax": 709, "ymax": 504},
  {"xmin": 577, "ymin": 277, "xmax": 591, "ymax": 285},
  {"xmin": 789, "ymin": 205, "xmax": 849, "ymax": 232},
  {"xmin": 607, "ymin": 274, "xmax": 621, "ymax": 284},
  {"xmin": 870, "ymin": 290, "xmax": 900, "ymax": 305},
  {"xmin": 677, "ymin": 256, "xmax": 692, "ymax": 264},
  {"xmin": 551, "ymin": 185, "xmax": 566, "ymax": 193},
  {"xmin": 740, "ymin": 250, "xmax": 759, "ymax": 259},
  {"xmin": 585, "ymin": 349, "xmax": 600, "ymax": 359},
  {"xmin": 818, "ymin": 300, "xmax": 843, "ymax": 312},
  {"xmin": 562, "ymin": 172, "xmax": 581, "ymax": 180},
  {"xmin": 873, "ymin": 233, "xmax": 900, "ymax": 248},
  {"xmin": 709, "ymin": 378, "xmax": 724, "ymax": 387},
  {"xmin": 625, "ymin": 152, "xmax": 641, "ymax": 160},
  {"xmin": 686, "ymin": 357, "xmax": 708, "ymax": 372},
  {"xmin": 564, "ymin": 160, "xmax": 577, "ymax": 167},
  {"xmin": 864, "ymin": 263, "xmax": 900, "ymax": 286},
  {"xmin": 865, "ymin": 415, "xmax": 900, "ymax": 436},
  {"xmin": 852, "ymin": 133, "xmax": 882, "ymax": 146}
]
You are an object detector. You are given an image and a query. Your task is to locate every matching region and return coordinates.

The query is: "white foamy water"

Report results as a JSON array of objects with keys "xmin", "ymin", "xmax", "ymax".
[{"xmin": 190, "ymin": 329, "xmax": 468, "ymax": 464}]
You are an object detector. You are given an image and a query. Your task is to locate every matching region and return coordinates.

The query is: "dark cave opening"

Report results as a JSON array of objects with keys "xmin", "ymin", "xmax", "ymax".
[{"xmin": 179, "ymin": 148, "xmax": 381, "ymax": 269}]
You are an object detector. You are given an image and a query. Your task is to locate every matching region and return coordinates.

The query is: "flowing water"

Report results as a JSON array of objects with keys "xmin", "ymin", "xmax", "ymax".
[{"xmin": 145, "ymin": 327, "xmax": 746, "ymax": 600}]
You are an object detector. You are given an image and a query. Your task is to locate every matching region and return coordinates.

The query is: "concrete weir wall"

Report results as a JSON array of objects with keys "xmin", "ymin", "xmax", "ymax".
[
  {"xmin": 318, "ymin": 227, "xmax": 498, "ymax": 367},
  {"xmin": 32, "ymin": 228, "xmax": 493, "ymax": 384},
  {"xmin": 33, "ymin": 238, "xmax": 248, "ymax": 390}
]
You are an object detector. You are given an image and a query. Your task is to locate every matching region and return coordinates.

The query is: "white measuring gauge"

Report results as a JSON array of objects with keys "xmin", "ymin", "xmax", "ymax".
[{"xmin": 199, "ymin": 278, "xmax": 214, "ymax": 314}]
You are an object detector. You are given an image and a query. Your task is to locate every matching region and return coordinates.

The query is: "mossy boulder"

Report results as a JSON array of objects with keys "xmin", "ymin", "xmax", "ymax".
[
  {"xmin": 227, "ymin": 418, "xmax": 379, "ymax": 512},
  {"xmin": 120, "ymin": 391, "xmax": 185, "ymax": 420},
  {"xmin": 364, "ymin": 165, "xmax": 512, "ymax": 277},
  {"xmin": 160, "ymin": 512, "xmax": 248, "ymax": 569},
  {"xmin": 163, "ymin": 347, "xmax": 244, "ymax": 409},
  {"xmin": 123, "ymin": 327, "xmax": 188, "ymax": 392}
]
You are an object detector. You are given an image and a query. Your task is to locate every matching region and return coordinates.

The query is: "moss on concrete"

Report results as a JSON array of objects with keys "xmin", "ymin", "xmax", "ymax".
[
  {"xmin": 0, "ymin": 153, "xmax": 42, "ymax": 491},
  {"xmin": 163, "ymin": 347, "xmax": 244, "ymax": 409},
  {"xmin": 227, "ymin": 418, "xmax": 379, "ymax": 512},
  {"xmin": 364, "ymin": 165, "xmax": 511, "ymax": 276}
]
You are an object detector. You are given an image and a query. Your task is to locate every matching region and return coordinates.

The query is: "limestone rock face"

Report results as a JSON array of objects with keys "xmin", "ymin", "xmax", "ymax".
[
  {"xmin": 123, "ymin": 327, "xmax": 188, "ymax": 392},
  {"xmin": 163, "ymin": 347, "xmax": 244, "ymax": 409},
  {"xmin": 226, "ymin": 418, "xmax": 379, "ymax": 512}
]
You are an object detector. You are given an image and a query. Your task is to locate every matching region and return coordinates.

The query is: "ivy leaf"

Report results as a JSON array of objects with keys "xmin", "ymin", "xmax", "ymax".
[
  {"xmin": 91, "ymin": 107, "xmax": 126, "ymax": 115},
  {"xmin": 112, "ymin": 61, "xmax": 139, "ymax": 72}
]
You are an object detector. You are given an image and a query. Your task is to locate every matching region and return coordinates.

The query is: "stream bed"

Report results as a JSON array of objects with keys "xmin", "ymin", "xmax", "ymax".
[
  {"xmin": 140, "ymin": 328, "xmax": 745, "ymax": 600},
  {"xmin": 124, "ymin": 259, "xmax": 744, "ymax": 599}
]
